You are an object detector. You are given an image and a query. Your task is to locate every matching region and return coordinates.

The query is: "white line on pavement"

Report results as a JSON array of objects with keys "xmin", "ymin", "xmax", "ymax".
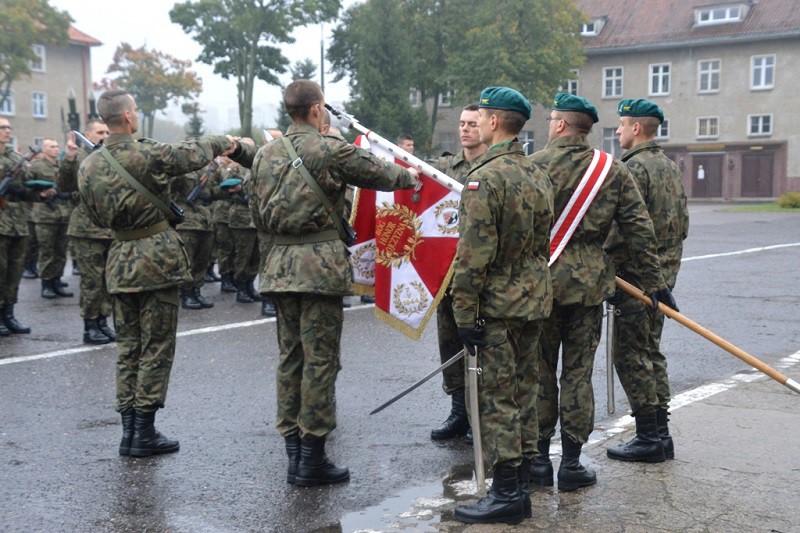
[{"xmin": 682, "ymin": 242, "xmax": 800, "ymax": 262}]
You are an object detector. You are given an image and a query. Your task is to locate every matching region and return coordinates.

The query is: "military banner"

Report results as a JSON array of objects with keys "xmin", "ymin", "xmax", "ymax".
[{"xmin": 350, "ymin": 135, "xmax": 460, "ymax": 340}]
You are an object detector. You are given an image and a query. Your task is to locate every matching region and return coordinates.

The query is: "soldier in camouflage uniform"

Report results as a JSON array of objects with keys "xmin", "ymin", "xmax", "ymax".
[
  {"xmin": 429, "ymin": 103, "xmax": 487, "ymax": 442},
  {"xmin": 29, "ymin": 138, "xmax": 74, "ymax": 299},
  {"xmin": 530, "ymin": 93, "xmax": 676, "ymax": 491},
  {"xmin": 57, "ymin": 119, "xmax": 117, "ymax": 344},
  {"xmin": 450, "ymin": 87, "xmax": 553, "ymax": 525},
  {"xmin": 605, "ymin": 99, "xmax": 689, "ymax": 462},
  {"xmin": 211, "ymin": 162, "xmax": 237, "ymax": 293},
  {"xmin": 78, "ymin": 90, "xmax": 236, "ymax": 457},
  {"xmin": 230, "ymin": 80, "xmax": 418, "ymax": 487},
  {"xmin": 226, "ymin": 163, "xmax": 262, "ymax": 305},
  {"xmin": 0, "ymin": 118, "xmax": 57, "ymax": 336}
]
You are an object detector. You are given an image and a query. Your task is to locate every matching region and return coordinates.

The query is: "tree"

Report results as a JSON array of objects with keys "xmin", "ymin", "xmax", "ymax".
[
  {"xmin": 0, "ymin": 0, "xmax": 72, "ymax": 109},
  {"xmin": 170, "ymin": 0, "xmax": 341, "ymax": 136},
  {"xmin": 182, "ymin": 101, "xmax": 205, "ymax": 137},
  {"xmin": 276, "ymin": 58, "xmax": 318, "ymax": 132},
  {"xmin": 97, "ymin": 43, "xmax": 202, "ymax": 138}
]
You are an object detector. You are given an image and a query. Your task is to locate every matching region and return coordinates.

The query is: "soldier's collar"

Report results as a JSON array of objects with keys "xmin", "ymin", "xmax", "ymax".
[
  {"xmin": 286, "ymin": 123, "xmax": 321, "ymax": 136},
  {"xmin": 621, "ymin": 139, "xmax": 660, "ymax": 161},
  {"xmin": 546, "ymin": 135, "xmax": 591, "ymax": 149},
  {"xmin": 105, "ymin": 133, "xmax": 135, "ymax": 145}
]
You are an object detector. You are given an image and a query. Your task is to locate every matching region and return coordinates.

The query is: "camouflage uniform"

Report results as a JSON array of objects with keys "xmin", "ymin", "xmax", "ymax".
[
  {"xmin": 58, "ymin": 147, "xmax": 115, "ymax": 319},
  {"xmin": 171, "ymin": 169, "xmax": 216, "ymax": 291},
  {"xmin": 605, "ymin": 140, "xmax": 689, "ymax": 414},
  {"xmin": 227, "ymin": 168, "xmax": 260, "ymax": 286},
  {"xmin": 450, "ymin": 141, "xmax": 554, "ymax": 472},
  {"xmin": 432, "ymin": 150, "xmax": 476, "ymax": 395},
  {"xmin": 78, "ymin": 133, "xmax": 233, "ymax": 412},
  {"xmin": 29, "ymin": 158, "xmax": 72, "ymax": 282},
  {"xmin": 530, "ymin": 136, "xmax": 666, "ymax": 444},
  {"xmin": 232, "ymin": 123, "xmax": 417, "ymax": 439},
  {"xmin": 211, "ymin": 169, "xmax": 235, "ymax": 280}
]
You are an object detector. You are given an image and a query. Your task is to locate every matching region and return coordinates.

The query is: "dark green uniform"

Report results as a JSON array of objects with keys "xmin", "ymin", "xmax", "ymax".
[
  {"xmin": 451, "ymin": 141, "xmax": 553, "ymax": 472},
  {"xmin": 171, "ymin": 169, "xmax": 216, "ymax": 292},
  {"xmin": 29, "ymin": 158, "xmax": 72, "ymax": 282},
  {"xmin": 78, "ymin": 133, "xmax": 233, "ymax": 412},
  {"xmin": 233, "ymin": 123, "xmax": 417, "ymax": 439},
  {"xmin": 530, "ymin": 136, "xmax": 666, "ymax": 444},
  {"xmin": 227, "ymin": 168, "xmax": 260, "ymax": 288},
  {"xmin": 211, "ymin": 167, "xmax": 235, "ymax": 280},
  {"xmin": 605, "ymin": 140, "xmax": 689, "ymax": 414}
]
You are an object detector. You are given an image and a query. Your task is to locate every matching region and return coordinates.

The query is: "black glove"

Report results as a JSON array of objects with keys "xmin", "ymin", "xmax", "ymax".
[
  {"xmin": 457, "ymin": 324, "xmax": 487, "ymax": 356},
  {"xmin": 649, "ymin": 288, "xmax": 679, "ymax": 313},
  {"xmin": 606, "ymin": 287, "xmax": 625, "ymax": 306}
]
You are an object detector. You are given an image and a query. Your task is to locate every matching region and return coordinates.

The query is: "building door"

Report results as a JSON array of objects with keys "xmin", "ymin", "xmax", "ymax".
[
  {"xmin": 692, "ymin": 154, "xmax": 723, "ymax": 198},
  {"xmin": 741, "ymin": 151, "xmax": 774, "ymax": 197}
]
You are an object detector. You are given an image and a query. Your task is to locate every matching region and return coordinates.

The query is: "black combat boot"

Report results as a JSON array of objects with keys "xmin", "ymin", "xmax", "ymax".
[
  {"xmin": 0, "ymin": 317, "xmax": 10, "ymax": 336},
  {"xmin": 119, "ymin": 409, "xmax": 135, "ymax": 456},
  {"xmin": 57, "ymin": 278, "xmax": 69, "ymax": 288},
  {"xmin": 97, "ymin": 316, "xmax": 116, "ymax": 341},
  {"xmin": 205, "ymin": 264, "xmax": 221, "ymax": 282},
  {"xmin": 261, "ymin": 297, "xmax": 276, "ymax": 317},
  {"xmin": 454, "ymin": 462, "xmax": 524, "ymax": 525},
  {"xmin": 607, "ymin": 411, "xmax": 666, "ymax": 463},
  {"xmin": 558, "ymin": 434, "xmax": 596, "ymax": 492},
  {"xmin": 656, "ymin": 408, "xmax": 674, "ymax": 459},
  {"xmin": 294, "ymin": 435, "xmax": 350, "ymax": 487},
  {"xmin": 22, "ymin": 260, "xmax": 38, "ymax": 279},
  {"xmin": 41, "ymin": 279, "xmax": 58, "ymax": 299},
  {"xmin": 246, "ymin": 279, "xmax": 262, "ymax": 302},
  {"xmin": 180, "ymin": 289, "xmax": 203, "ymax": 310},
  {"xmin": 285, "ymin": 433, "xmax": 301, "ymax": 484},
  {"xmin": 530, "ymin": 439, "xmax": 554, "ymax": 487},
  {"xmin": 518, "ymin": 456, "xmax": 533, "ymax": 519},
  {"xmin": 220, "ymin": 273, "xmax": 237, "ymax": 293},
  {"xmin": 360, "ymin": 295, "xmax": 375, "ymax": 304},
  {"xmin": 235, "ymin": 281, "xmax": 255, "ymax": 303},
  {"xmin": 431, "ymin": 389, "xmax": 470, "ymax": 440},
  {"xmin": 2, "ymin": 304, "xmax": 31, "ymax": 334},
  {"xmin": 192, "ymin": 287, "xmax": 214, "ymax": 308},
  {"xmin": 129, "ymin": 410, "xmax": 180, "ymax": 457},
  {"xmin": 52, "ymin": 278, "xmax": 73, "ymax": 297},
  {"xmin": 84, "ymin": 318, "xmax": 112, "ymax": 345}
]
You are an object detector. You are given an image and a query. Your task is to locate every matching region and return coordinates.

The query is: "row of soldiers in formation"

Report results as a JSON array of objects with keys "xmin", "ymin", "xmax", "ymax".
[{"xmin": 1, "ymin": 79, "xmax": 687, "ymax": 526}]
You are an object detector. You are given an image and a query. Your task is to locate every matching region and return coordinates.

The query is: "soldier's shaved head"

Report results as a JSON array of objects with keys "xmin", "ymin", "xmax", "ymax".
[
  {"xmin": 284, "ymin": 80, "xmax": 324, "ymax": 121},
  {"xmin": 98, "ymin": 90, "xmax": 135, "ymax": 128}
]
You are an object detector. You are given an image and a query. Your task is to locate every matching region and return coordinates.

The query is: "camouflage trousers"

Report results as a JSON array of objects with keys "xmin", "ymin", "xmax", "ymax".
[
  {"xmin": 436, "ymin": 289, "xmax": 466, "ymax": 394},
  {"xmin": 178, "ymin": 229, "xmax": 213, "ymax": 290},
  {"xmin": 230, "ymin": 227, "xmax": 259, "ymax": 283},
  {"xmin": 215, "ymin": 222, "xmax": 234, "ymax": 276},
  {"xmin": 0, "ymin": 235, "xmax": 27, "ymax": 306},
  {"xmin": 113, "ymin": 288, "xmax": 180, "ymax": 413},
  {"xmin": 465, "ymin": 317, "xmax": 543, "ymax": 473},
  {"xmin": 34, "ymin": 222, "xmax": 68, "ymax": 280},
  {"xmin": 24, "ymin": 221, "xmax": 37, "ymax": 264},
  {"xmin": 72, "ymin": 237, "xmax": 113, "ymax": 319},
  {"xmin": 537, "ymin": 303, "xmax": 603, "ymax": 444},
  {"xmin": 611, "ymin": 292, "xmax": 672, "ymax": 413},
  {"xmin": 273, "ymin": 293, "xmax": 343, "ymax": 439}
]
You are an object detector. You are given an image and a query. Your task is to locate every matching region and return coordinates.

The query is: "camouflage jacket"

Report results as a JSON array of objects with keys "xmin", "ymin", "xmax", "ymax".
[
  {"xmin": 433, "ymin": 149, "xmax": 478, "ymax": 186},
  {"xmin": 451, "ymin": 141, "xmax": 554, "ymax": 327},
  {"xmin": 58, "ymin": 147, "xmax": 114, "ymax": 240},
  {"xmin": 227, "ymin": 168, "xmax": 256, "ymax": 230},
  {"xmin": 531, "ymin": 136, "xmax": 666, "ymax": 306},
  {"xmin": 171, "ymin": 169, "xmax": 215, "ymax": 232},
  {"xmin": 78, "ymin": 133, "xmax": 233, "ymax": 293},
  {"xmin": 29, "ymin": 158, "xmax": 73, "ymax": 224},
  {"xmin": 232, "ymin": 122, "xmax": 417, "ymax": 295},
  {"xmin": 0, "ymin": 147, "xmax": 40, "ymax": 237},
  {"xmin": 605, "ymin": 141, "xmax": 689, "ymax": 289}
]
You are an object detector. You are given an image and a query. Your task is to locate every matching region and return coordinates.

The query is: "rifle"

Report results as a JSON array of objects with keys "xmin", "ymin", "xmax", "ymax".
[
  {"xmin": 185, "ymin": 159, "xmax": 221, "ymax": 206},
  {"xmin": 0, "ymin": 146, "xmax": 43, "ymax": 207},
  {"xmin": 72, "ymin": 130, "xmax": 101, "ymax": 152}
]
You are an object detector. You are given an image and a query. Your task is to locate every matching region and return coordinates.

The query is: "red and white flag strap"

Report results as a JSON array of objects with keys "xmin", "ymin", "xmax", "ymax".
[{"xmin": 548, "ymin": 149, "xmax": 613, "ymax": 267}]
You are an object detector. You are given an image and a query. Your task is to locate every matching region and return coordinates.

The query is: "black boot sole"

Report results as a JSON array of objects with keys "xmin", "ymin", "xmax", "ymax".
[
  {"xmin": 119, "ymin": 445, "xmax": 131, "ymax": 456},
  {"xmin": 606, "ymin": 449, "xmax": 666, "ymax": 463},
  {"xmin": 453, "ymin": 510, "xmax": 524, "ymax": 525},
  {"xmin": 557, "ymin": 478, "xmax": 597, "ymax": 492},
  {"xmin": 294, "ymin": 472, "xmax": 350, "ymax": 487},
  {"xmin": 129, "ymin": 443, "xmax": 180, "ymax": 457},
  {"xmin": 84, "ymin": 335, "xmax": 112, "ymax": 345}
]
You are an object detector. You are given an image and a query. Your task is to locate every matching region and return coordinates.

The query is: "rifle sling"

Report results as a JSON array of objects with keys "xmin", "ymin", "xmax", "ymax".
[{"xmin": 98, "ymin": 147, "xmax": 172, "ymax": 223}]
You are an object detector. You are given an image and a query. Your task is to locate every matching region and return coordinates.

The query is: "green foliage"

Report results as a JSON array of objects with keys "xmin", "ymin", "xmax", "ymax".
[
  {"xmin": 97, "ymin": 43, "xmax": 202, "ymax": 138},
  {"xmin": 777, "ymin": 191, "xmax": 800, "ymax": 208},
  {"xmin": 0, "ymin": 0, "xmax": 72, "ymax": 108},
  {"xmin": 182, "ymin": 102, "xmax": 205, "ymax": 137},
  {"xmin": 171, "ymin": 0, "xmax": 341, "ymax": 137}
]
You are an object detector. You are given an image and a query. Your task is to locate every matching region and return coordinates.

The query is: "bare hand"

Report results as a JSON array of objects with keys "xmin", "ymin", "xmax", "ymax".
[
  {"xmin": 406, "ymin": 168, "xmax": 420, "ymax": 179},
  {"xmin": 229, "ymin": 184, "xmax": 243, "ymax": 193},
  {"xmin": 40, "ymin": 188, "xmax": 57, "ymax": 198},
  {"xmin": 65, "ymin": 133, "xmax": 79, "ymax": 159}
]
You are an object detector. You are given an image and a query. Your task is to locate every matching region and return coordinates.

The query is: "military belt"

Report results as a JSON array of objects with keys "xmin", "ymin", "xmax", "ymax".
[
  {"xmin": 273, "ymin": 229, "xmax": 339, "ymax": 245},
  {"xmin": 113, "ymin": 219, "xmax": 170, "ymax": 241}
]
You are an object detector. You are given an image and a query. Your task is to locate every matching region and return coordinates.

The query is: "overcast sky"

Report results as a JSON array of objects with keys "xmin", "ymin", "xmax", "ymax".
[{"xmin": 50, "ymin": 0, "xmax": 357, "ymax": 131}]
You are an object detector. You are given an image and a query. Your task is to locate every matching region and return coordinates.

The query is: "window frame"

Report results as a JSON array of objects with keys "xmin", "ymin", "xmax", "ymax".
[
  {"xmin": 751, "ymin": 54, "xmax": 775, "ymax": 91},
  {"xmin": 747, "ymin": 114, "xmax": 773, "ymax": 137},
  {"xmin": 32, "ymin": 91, "xmax": 47, "ymax": 118},
  {"xmin": 603, "ymin": 66, "xmax": 624, "ymax": 98},
  {"xmin": 697, "ymin": 116, "xmax": 720, "ymax": 139},
  {"xmin": 437, "ymin": 87, "xmax": 453, "ymax": 108},
  {"xmin": 649, "ymin": 63, "xmax": 671, "ymax": 96},
  {"xmin": 602, "ymin": 127, "xmax": 621, "ymax": 157},
  {"xmin": 698, "ymin": 59, "xmax": 722, "ymax": 93},
  {"xmin": 30, "ymin": 44, "xmax": 46, "ymax": 73},
  {"xmin": 408, "ymin": 88, "xmax": 421, "ymax": 108},
  {"xmin": 656, "ymin": 119, "xmax": 669, "ymax": 140},
  {"xmin": 519, "ymin": 130, "xmax": 535, "ymax": 155},
  {"xmin": 0, "ymin": 90, "xmax": 15, "ymax": 116},
  {"xmin": 695, "ymin": 4, "xmax": 744, "ymax": 26}
]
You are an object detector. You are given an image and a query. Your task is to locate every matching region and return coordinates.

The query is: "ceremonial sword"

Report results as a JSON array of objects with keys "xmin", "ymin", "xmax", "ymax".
[{"xmin": 370, "ymin": 349, "xmax": 466, "ymax": 415}]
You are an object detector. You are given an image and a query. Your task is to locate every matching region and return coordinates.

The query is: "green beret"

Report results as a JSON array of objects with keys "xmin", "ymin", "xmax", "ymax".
[
  {"xmin": 25, "ymin": 180, "xmax": 56, "ymax": 189},
  {"xmin": 552, "ymin": 93, "xmax": 599, "ymax": 123},
  {"xmin": 479, "ymin": 86, "xmax": 531, "ymax": 120},
  {"xmin": 617, "ymin": 98, "xmax": 664, "ymax": 124}
]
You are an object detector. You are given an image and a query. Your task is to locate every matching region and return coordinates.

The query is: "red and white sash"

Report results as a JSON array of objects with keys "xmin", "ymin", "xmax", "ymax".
[{"xmin": 548, "ymin": 149, "xmax": 613, "ymax": 266}]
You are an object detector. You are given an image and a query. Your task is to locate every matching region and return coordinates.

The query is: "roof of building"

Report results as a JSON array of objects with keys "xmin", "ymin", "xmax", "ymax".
[
  {"xmin": 575, "ymin": 0, "xmax": 800, "ymax": 53},
  {"xmin": 68, "ymin": 25, "xmax": 102, "ymax": 47}
]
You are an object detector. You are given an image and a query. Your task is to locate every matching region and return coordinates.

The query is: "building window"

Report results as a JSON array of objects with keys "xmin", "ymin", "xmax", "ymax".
[
  {"xmin": 438, "ymin": 87, "xmax": 453, "ymax": 108},
  {"xmin": 656, "ymin": 119, "xmax": 669, "ymax": 140},
  {"xmin": 438, "ymin": 131, "xmax": 457, "ymax": 153},
  {"xmin": 31, "ymin": 44, "xmax": 46, "ymax": 72},
  {"xmin": 603, "ymin": 67, "xmax": 623, "ymax": 98},
  {"xmin": 697, "ymin": 117, "xmax": 719, "ymax": 139},
  {"xmin": 8, "ymin": 135, "xmax": 17, "ymax": 151},
  {"xmin": 561, "ymin": 69, "xmax": 579, "ymax": 96},
  {"xmin": 32, "ymin": 92, "xmax": 47, "ymax": 118},
  {"xmin": 649, "ymin": 63, "xmax": 671, "ymax": 96},
  {"xmin": 748, "ymin": 114, "xmax": 772, "ymax": 136},
  {"xmin": 409, "ymin": 88, "xmax": 421, "ymax": 107},
  {"xmin": 695, "ymin": 4, "xmax": 746, "ymax": 26},
  {"xmin": 0, "ymin": 90, "xmax": 15, "ymax": 116},
  {"xmin": 698, "ymin": 59, "xmax": 721, "ymax": 93},
  {"xmin": 33, "ymin": 137, "xmax": 44, "ymax": 148},
  {"xmin": 519, "ymin": 130, "xmax": 534, "ymax": 155},
  {"xmin": 581, "ymin": 19, "xmax": 605, "ymax": 36},
  {"xmin": 602, "ymin": 128, "xmax": 621, "ymax": 156},
  {"xmin": 751, "ymin": 55, "xmax": 775, "ymax": 90}
]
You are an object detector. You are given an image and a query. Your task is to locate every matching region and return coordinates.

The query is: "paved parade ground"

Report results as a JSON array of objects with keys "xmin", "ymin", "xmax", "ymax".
[{"xmin": 2, "ymin": 204, "xmax": 799, "ymax": 532}]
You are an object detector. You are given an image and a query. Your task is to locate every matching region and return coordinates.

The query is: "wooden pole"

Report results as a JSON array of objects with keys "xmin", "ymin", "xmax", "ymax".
[{"xmin": 615, "ymin": 276, "xmax": 800, "ymax": 395}]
